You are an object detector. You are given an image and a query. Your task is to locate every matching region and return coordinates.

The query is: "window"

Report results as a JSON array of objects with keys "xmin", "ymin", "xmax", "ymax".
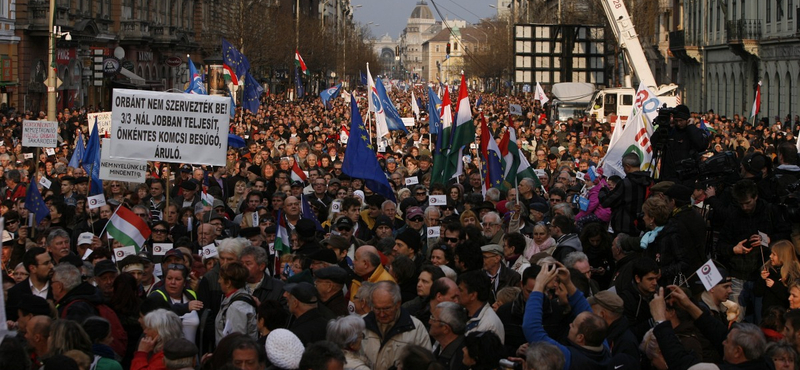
[
  {"xmin": 789, "ymin": 0, "xmax": 794, "ymax": 19},
  {"xmin": 778, "ymin": 0, "xmax": 783, "ymax": 21},
  {"xmin": 741, "ymin": 0, "xmax": 745, "ymax": 18},
  {"xmin": 733, "ymin": 1, "xmax": 737, "ymax": 20},
  {"xmin": 716, "ymin": 4, "xmax": 720, "ymax": 31},
  {"xmin": 435, "ymin": 45, "xmax": 439, "ymax": 52},
  {"xmin": 767, "ymin": 0, "xmax": 771, "ymax": 23}
]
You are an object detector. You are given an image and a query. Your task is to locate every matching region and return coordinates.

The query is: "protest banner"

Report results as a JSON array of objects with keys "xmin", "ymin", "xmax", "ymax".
[
  {"xmin": 110, "ymin": 89, "xmax": 230, "ymax": 166},
  {"xmin": 100, "ymin": 138, "xmax": 147, "ymax": 182},
  {"xmin": 22, "ymin": 120, "xmax": 58, "ymax": 147},
  {"xmin": 88, "ymin": 112, "xmax": 113, "ymax": 136}
]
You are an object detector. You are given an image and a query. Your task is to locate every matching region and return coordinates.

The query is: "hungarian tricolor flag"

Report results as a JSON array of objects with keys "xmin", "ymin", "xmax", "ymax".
[
  {"xmin": 106, "ymin": 206, "xmax": 151, "ymax": 252},
  {"xmin": 291, "ymin": 160, "xmax": 307, "ymax": 183},
  {"xmin": 274, "ymin": 211, "xmax": 291, "ymax": 254},
  {"xmin": 295, "ymin": 50, "xmax": 309, "ymax": 76},
  {"xmin": 750, "ymin": 80, "xmax": 761, "ymax": 121},
  {"xmin": 222, "ymin": 64, "xmax": 239, "ymax": 85}
]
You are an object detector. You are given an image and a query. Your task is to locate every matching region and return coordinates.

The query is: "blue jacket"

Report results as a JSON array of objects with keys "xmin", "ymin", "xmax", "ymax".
[{"xmin": 522, "ymin": 290, "xmax": 611, "ymax": 370}]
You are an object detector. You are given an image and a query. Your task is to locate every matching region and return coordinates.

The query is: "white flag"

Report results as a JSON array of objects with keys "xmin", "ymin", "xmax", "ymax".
[
  {"xmin": 697, "ymin": 259, "xmax": 723, "ymax": 291},
  {"xmin": 599, "ymin": 82, "xmax": 660, "ymax": 178},
  {"xmin": 411, "ymin": 90, "xmax": 420, "ymax": 119},
  {"xmin": 535, "ymin": 82, "xmax": 549, "ymax": 105},
  {"xmin": 367, "ymin": 64, "xmax": 389, "ymax": 138}
]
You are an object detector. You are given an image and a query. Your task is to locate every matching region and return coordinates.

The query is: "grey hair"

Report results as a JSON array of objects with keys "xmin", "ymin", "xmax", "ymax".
[
  {"xmin": 143, "ymin": 309, "xmax": 183, "ymax": 352},
  {"xmin": 765, "ymin": 341, "xmax": 797, "ymax": 365},
  {"xmin": 47, "ymin": 229, "xmax": 70, "ymax": 247},
  {"xmin": 53, "ymin": 263, "xmax": 82, "ymax": 292},
  {"xmin": 436, "ymin": 301, "xmax": 468, "ymax": 335},
  {"xmin": 482, "ymin": 211, "xmax": 501, "ymax": 225},
  {"xmin": 361, "ymin": 249, "xmax": 381, "ymax": 269},
  {"xmin": 326, "ymin": 315, "xmax": 366, "ymax": 349},
  {"xmin": 424, "ymin": 206, "xmax": 440, "ymax": 218},
  {"xmin": 381, "ymin": 200, "xmax": 396, "ymax": 211},
  {"xmin": 217, "ymin": 237, "xmax": 249, "ymax": 257},
  {"xmin": 622, "ymin": 152, "xmax": 641, "ymax": 168},
  {"xmin": 371, "ymin": 281, "xmax": 402, "ymax": 306},
  {"xmin": 552, "ymin": 202, "xmax": 574, "ymax": 219},
  {"xmin": 526, "ymin": 342, "xmax": 565, "ymax": 370},
  {"xmin": 81, "ymin": 261, "xmax": 94, "ymax": 279},
  {"xmin": 397, "ymin": 188, "xmax": 411, "ymax": 201},
  {"xmin": 485, "ymin": 188, "xmax": 500, "ymax": 202},
  {"xmin": 354, "ymin": 282, "xmax": 376, "ymax": 306},
  {"xmin": 640, "ymin": 328, "xmax": 661, "ymax": 360},
  {"xmin": 563, "ymin": 251, "xmax": 589, "ymax": 269},
  {"xmin": 730, "ymin": 323, "xmax": 767, "ymax": 361},
  {"xmin": 164, "ymin": 357, "xmax": 194, "ymax": 369},
  {"xmin": 240, "ymin": 245, "xmax": 268, "ymax": 266},
  {"xmin": 536, "ymin": 256, "xmax": 558, "ymax": 266},
  {"xmin": 520, "ymin": 177, "xmax": 537, "ymax": 189}
]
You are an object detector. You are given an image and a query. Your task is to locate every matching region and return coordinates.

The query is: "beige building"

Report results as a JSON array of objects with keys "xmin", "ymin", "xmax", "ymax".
[{"xmin": 421, "ymin": 26, "xmax": 487, "ymax": 85}]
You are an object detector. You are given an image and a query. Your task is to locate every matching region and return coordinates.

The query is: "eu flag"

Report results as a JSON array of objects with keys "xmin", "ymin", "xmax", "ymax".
[
  {"xmin": 82, "ymin": 118, "xmax": 103, "ymax": 195},
  {"xmin": 222, "ymin": 38, "xmax": 251, "ymax": 81},
  {"xmin": 301, "ymin": 195, "xmax": 324, "ymax": 232},
  {"xmin": 24, "ymin": 181, "xmax": 49, "ymax": 224},
  {"xmin": 427, "ymin": 86, "xmax": 442, "ymax": 135},
  {"xmin": 294, "ymin": 68, "xmax": 304, "ymax": 98},
  {"xmin": 243, "ymin": 73, "xmax": 264, "ymax": 113},
  {"xmin": 68, "ymin": 133, "xmax": 84, "ymax": 169},
  {"xmin": 342, "ymin": 94, "xmax": 396, "ymax": 203},
  {"xmin": 359, "ymin": 71, "xmax": 367, "ymax": 86}
]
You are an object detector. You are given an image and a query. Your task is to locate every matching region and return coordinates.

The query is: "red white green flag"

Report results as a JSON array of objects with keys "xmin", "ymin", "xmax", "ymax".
[
  {"xmin": 106, "ymin": 206, "xmax": 151, "ymax": 252},
  {"xmin": 295, "ymin": 50, "xmax": 309, "ymax": 76}
]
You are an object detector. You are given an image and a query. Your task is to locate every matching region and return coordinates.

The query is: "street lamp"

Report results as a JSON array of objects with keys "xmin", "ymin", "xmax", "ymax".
[{"xmin": 47, "ymin": 0, "xmax": 71, "ymax": 121}]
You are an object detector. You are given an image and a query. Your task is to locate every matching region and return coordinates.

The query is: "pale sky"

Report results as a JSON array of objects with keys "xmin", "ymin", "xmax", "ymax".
[{"xmin": 353, "ymin": 0, "xmax": 500, "ymax": 40}]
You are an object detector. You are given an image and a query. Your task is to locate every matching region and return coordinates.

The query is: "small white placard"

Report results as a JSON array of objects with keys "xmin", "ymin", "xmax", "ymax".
[
  {"xmin": 45, "ymin": 148, "xmax": 56, "ymax": 156},
  {"xmin": 39, "ymin": 176, "xmax": 51, "ymax": 189},
  {"xmin": 428, "ymin": 195, "xmax": 447, "ymax": 206},
  {"xmin": 330, "ymin": 201, "xmax": 341, "ymax": 213},
  {"xmin": 534, "ymin": 169, "xmax": 547, "ymax": 177},
  {"xmin": 252, "ymin": 212, "xmax": 259, "ymax": 227},
  {"xmin": 427, "ymin": 226, "xmax": 440, "ymax": 238},
  {"xmin": 113, "ymin": 246, "xmax": 137, "ymax": 262},
  {"xmin": 401, "ymin": 117, "xmax": 415, "ymax": 127},
  {"xmin": 153, "ymin": 243, "xmax": 173, "ymax": 256},
  {"xmin": 758, "ymin": 231, "xmax": 771, "ymax": 247},
  {"xmin": 202, "ymin": 244, "xmax": 219, "ymax": 259},
  {"xmin": 404, "ymin": 177, "xmax": 419, "ymax": 186},
  {"xmin": 697, "ymin": 259, "xmax": 723, "ymax": 291},
  {"xmin": 82, "ymin": 247, "xmax": 94, "ymax": 260},
  {"xmin": 153, "ymin": 264, "xmax": 163, "ymax": 278},
  {"xmin": 87, "ymin": 194, "xmax": 107, "ymax": 209},
  {"xmin": 23, "ymin": 153, "xmax": 34, "ymax": 159}
]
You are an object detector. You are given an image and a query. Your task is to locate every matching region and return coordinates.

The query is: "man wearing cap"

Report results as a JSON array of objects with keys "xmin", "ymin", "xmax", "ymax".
[
  {"xmin": 588, "ymin": 290, "xmax": 640, "ymax": 366},
  {"xmin": 74, "ymin": 176, "xmax": 89, "ymax": 197},
  {"xmin": 94, "ymin": 259, "xmax": 119, "ymax": 303},
  {"xmin": 7, "ymin": 247, "xmax": 54, "ymax": 320},
  {"xmin": 481, "ymin": 243, "xmax": 521, "ymax": 303},
  {"xmin": 292, "ymin": 218, "xmax": 322, "ymax": 256},
  {"xmin": 314, "ymin": 266, "xmax": 350, "ymax": 317},
  {"xmin": 284, "ymin": 282, "xmax": 330, "ymax": 345},
  {"xmin": 172, "ymin": 180, "xmax": 200, "ymax": 209},
  {"xmin": 598, "ymin": 153, "xmax": 651, "ymax": 236},
  {"xmin": 368, "ymin": 215, "xmax": 395, "ymax": 245},
  {"xmin": 309, "ymin": 248, "xmax": 338, "ymax": 271},
  {"xmin": 322, "ymin": 234, "xmax": 357, "ymax": 285},
  {"xmin": 74, "ymin": 232, "xmax": 95, "ymax": 260},
  {"xmin": 162, "ymin": 337, "xmax": 198, "ymax": 370},
  {"xmin": 696, "ymin": 266, "xmax": 734, "ymax": 324},
  {"xmin": 650, "ymin": 104, "xmax": 707, "ymax": 182},
  {"xmin": 333, "ymin": 217, "xmax": 364, "ymax": 260},
  {"xmin": 394, "ymin": 228, "xmax": 424, "ymax": 275}
]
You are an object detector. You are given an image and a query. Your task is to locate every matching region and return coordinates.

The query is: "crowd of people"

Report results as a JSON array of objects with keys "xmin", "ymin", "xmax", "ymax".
[{"xmin": 1, "ymin": 85, "xmax": 800, "ymax": 370}]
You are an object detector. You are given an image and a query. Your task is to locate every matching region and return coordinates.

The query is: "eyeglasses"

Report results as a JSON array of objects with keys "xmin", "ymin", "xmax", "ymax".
[
  {"xmin": 152, "ymin": 228, "xmax": 168, "ymax": 234},
  {"xmin": 415, "ymin": 192, "xmax": 427, "ymax": 196},
  {"xmin": 429, "ymin": 317, "xmax": 449, "ymax": 326},
  {"xmin": 167, "ymin": 264, "xmax": 187, "ymax": 270},
  {"xmin": 481, "ymin": 222, "xmax": 500, "ymax": 227},
  {"xmin": 372, "ymin": 305, "xmax": 397, "ymax": 313},
  {"xmin": 135, "ymin": 213, "xmax": 148, "ymax": 217},
  {"xmin": 110, "ymin": 184, "xmax": 121, "ymax": 187},
  {"xmin": 5, "ymin": 219, "xmax": 18, "ymax": 224},
  {"xmin": 260, "ymin": 218, "xmax": 271, "ymax": 224},
  {"xmin": 443, "ymin": 237, "xmax": 459, "ymax": 243},
  {"xmin": 338, "ymin": 226, "xmax": 352, "ymax": 232}
]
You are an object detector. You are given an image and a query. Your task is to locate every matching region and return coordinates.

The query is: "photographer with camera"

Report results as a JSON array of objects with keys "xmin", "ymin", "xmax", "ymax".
[{"xmin": 650, "ymin": 105, "xmax": 708, "ymax": 183}]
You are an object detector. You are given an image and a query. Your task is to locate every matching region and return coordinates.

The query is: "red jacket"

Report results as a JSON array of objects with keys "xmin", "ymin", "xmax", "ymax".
[{"xmin": 131, "ymin": 351, "xmax": 166, "ymax": 370}]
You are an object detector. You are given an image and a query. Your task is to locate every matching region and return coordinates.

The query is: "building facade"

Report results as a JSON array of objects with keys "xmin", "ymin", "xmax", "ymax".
[
  {"xmin": 399, "ymin": 1, "xmax": 441, "ymax": 82},
  {"xmin": 671, "ymin": 0, "xmax": 800, "ymax": 119}
]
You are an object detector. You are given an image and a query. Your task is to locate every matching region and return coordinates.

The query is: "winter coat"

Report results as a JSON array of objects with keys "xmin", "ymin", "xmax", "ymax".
[
  {"xmin": 599, "ymin": 170, "xmax": 651, "ymax": 235},
  {"xmin": 362, "ymin": 308, "xmax": 432, "ymax": 370},
  {"xmin": 215, "ymin": 288, "xmax": 258, "ymax": 344}
]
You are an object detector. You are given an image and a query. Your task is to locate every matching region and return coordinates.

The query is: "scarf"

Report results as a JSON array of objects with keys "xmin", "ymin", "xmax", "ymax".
[{"xmin": 640, "ymin": 226, "xmax": 664, "ymax": 249}]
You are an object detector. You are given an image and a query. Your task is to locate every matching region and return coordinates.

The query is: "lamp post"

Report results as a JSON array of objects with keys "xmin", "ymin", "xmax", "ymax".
[{"xmin": 47, "ymin": 0, "xmax": 72, "ymax": 121}]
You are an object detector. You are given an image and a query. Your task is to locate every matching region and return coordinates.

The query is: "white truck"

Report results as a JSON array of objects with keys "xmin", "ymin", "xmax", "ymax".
[
  {"xmin": 548, "ymin": 82, "xmax": 596, "ymax": 122},
  {"xmin": 585, "ymin": 0, "xmax": 678, "ymax": 126}
]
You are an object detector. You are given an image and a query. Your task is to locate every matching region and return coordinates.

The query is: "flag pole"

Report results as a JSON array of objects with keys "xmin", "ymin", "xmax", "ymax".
[{"xmin": 165, "ymin": 166, "xmax": 170, "ymax": 220}]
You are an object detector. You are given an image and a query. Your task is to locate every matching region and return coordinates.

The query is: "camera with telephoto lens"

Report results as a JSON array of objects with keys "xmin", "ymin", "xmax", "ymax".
[
  {"xmin": 676, "ymin": 151, "xmax": 738, "ymax": 187},
  {"xmin": 778, "ymin": 180, "xmax": 800, "ymax": 223},
  {"xmin": 654, "ymin": 104, "xmax": 678, "ymax": 127}
]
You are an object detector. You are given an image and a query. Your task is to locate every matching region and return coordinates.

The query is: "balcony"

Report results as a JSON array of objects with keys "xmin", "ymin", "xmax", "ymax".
[
  {"xmin": 668, "ymin": 30, "xmax": 702, "ymax": 64},
  {"xmin": 151, "ymin": 25, "xmax": 178, "ymax": 48},
  {"xmin": 119, "ymin": 20, "xmax": 152, "ymax": 44},
  {"xmin": 28, "ymin": 0, "xmax": 49, "ymax": 31},
  {"xmin": 726, "ymin": 19, "xmax": 761, "ymax": 59}
]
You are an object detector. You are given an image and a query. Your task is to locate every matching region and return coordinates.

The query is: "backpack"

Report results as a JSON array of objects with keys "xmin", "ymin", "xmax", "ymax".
[
  {"xmin": 61, "ymin": 299, "xmax": 128, "ymax": 357},
  {"xmin": 220, "ymin": 293, "xmax": 257, "ymax": 323}
]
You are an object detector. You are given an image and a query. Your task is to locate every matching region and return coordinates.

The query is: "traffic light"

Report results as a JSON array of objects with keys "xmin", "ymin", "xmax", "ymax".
[{"xmin": 446, "ymin": 43, "xmax": 451, "ymax": 55}]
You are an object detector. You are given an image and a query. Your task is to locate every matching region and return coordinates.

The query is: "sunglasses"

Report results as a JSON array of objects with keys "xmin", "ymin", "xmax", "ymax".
[
  {"xmin": 152, "ymin": 228, "xmax": 168, "ymax": 234},
  {"xmin": 167, "ymin": 263, "xmax": 187, "ymax": 270},
  {"xmin": 443, "ymin": 237, "xmax": 458, "ymax": 243},
  {"xmin": 338, "ymin": 226, "xmax": 352, "ymax": 232},
  {"xmin": 409, "ymin": 217, "xmax": 424, "ymax": 222}
]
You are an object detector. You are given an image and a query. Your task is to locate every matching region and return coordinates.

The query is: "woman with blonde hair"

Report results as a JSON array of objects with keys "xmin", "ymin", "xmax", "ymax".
[
  {"xmin": 759, "ymin": 240, "xmax": 800, "ymax": 314},
  {"xmin": 227, "ymin": 180, "xmax": 248, "ymax": 211}
]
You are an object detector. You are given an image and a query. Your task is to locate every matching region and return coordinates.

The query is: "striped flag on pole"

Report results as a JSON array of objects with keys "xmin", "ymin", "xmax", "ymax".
[{"xmin": 106, "ymin": 206, "xmax": 151, "ymax": 252}]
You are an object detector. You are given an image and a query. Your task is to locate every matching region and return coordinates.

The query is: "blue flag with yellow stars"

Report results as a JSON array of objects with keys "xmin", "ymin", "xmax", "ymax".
[
  {"xmin": 82, "ymin": 118, "xmax": 103, "ymax": 195},
  {"xmin": 342, "ymin": 94, "xmax": 396, "ymax": 203},
  {"xmin": 25, "ymin": 181, "xmax": 49, "ymax": 224},
  {"xmin": 243, "ymin": 73, "xmax": 263, "ymax": 114},
  {"xmin": 427, "ymin": 86, "xmax": 441, "ymax": 135},
  {"xmin": 222, "ymin": 38, "xmax": 250, "ymax": 81}
]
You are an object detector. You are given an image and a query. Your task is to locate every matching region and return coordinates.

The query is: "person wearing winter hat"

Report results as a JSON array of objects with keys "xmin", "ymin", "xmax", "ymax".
[{"xmin": 264, "ymin": 329, "xmax": 304, "ymax": 370}]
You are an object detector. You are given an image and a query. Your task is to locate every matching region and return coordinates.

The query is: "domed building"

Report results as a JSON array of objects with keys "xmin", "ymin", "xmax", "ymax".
[{"xmin": 399, "ymin": 1, "xmax": 443, "ymax": 82}]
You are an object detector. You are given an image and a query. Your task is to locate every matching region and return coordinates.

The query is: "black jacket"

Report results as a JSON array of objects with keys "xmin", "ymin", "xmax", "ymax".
[
  {"xmin": 643, "ymin": 220, "xmax": 690, "ymax": 286},
  {"xmin": 670, "ymin": 205, "xmax": 708, "ymax": 272},
  {"xmin": 433, "ymin": 335, "xmax": 469, "ymax": 370},
  {"xmin": 288, "ymin": 308, "xmax": 330, "ymax": 345},
  {"xmin": 251, "ymin": 275, "xmax": 286, "ymax": 306},
  {"xmin": 6, "ymin": 278, "xmax": 54, "ymax": 321},
  {"xmin": 605, "ymin": 316, "xmax": 639, "ymax": 361},
  {"xmin": 599, "ymin": 171, "xmax": 651, "ymax": 235},
  {"xmin": 617, "ymin": 280, "xmax": 654, "ymax": 341},
  {"xmin": 56, "ymin": 282, "xmax": 104, "ymax": 321},
  {"xmin": 651, "ymin": 124, "xmax": 708, "ymax": 183}
]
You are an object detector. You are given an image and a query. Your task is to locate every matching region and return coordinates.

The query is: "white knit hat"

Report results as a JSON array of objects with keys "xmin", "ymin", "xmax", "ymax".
[{"xmin": 265, "ymin": 329, "xmax": 304, "ymax": 369}]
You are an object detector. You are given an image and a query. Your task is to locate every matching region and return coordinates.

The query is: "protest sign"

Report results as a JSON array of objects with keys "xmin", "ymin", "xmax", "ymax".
[
  {"xmin": 88, "ymin": 112, "xmax": 113, "ymax": 136},
  {"xmin": 39, "ymin": 177, "xmax": 51, "ymax": 189},
  {"xmin": 100, "ymin": 138, "xmax": 147, "ymax": 182},
  {"xmin": 113, "ymin": 246, "xmax": 137, "ymax": 261},
  {"xmin": 429, "ymin": 195, "xmax": 447, "ymax": 206},
  {"xmin": 697, "ymin": 259, "xmax": 723, "ymax": 291},
  {"xmin": 402, "ymin": 117, "xmax": 415, "ymax": 127},
  {"xmin": 87, "ymin": 194, "xmax": 107, "ymax": 209},
  {"xmin": 153, "ymin": 243, "xmax": 173, "ymax": 256},
  {"xmin": 405, "ymin": 177, "xmax": 419, "ymax": 186},
  {"xmin": 22, "ymin": 120, "xmax": 58, "ymax": 147},
  {"xmin": 427, "ymin": 226, "xmax": 440, "ymax": 238},
  {"xmin": 202, "ymin": 244, "xmax": 219, "ymax": 259},
  {"xmin": 110, "ymin": 89, "xmax": 230, "ymax": 166}
]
